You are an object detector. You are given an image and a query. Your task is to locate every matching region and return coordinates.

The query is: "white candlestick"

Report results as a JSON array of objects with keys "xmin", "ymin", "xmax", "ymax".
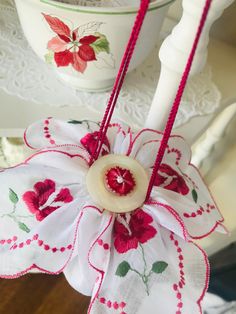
[{"xmin": 145, "ymin": 0, "xmax": 234, "ymax": 131}]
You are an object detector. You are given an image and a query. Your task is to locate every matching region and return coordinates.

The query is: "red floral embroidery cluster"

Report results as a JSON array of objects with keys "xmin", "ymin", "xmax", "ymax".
[
  {"xmin": 23, "ymin": 179, "xmax": 73, "ymax": 221},
  {"xmin": 155, "ymin": 163, "xmax": 189, "ymax": 195},
  {"xmin": 114, "ymin": 209, "xmax": 156, "ymax": 254},
  {"xmin": 80, "ymin": 131, "xmax": 110, "ymax": 156},
  {"xmin": 106, "ymin": 166, "xmax": 136, "ymax": 196}
]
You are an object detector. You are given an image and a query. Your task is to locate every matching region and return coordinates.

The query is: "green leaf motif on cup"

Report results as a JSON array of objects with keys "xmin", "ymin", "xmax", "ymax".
[
  {"xmin": 45, "ymin": 51, "xmax": 54, "ymax": 64},
  {"xmin": 91, "ymin": 32, "xmax": 110, "ymax": 54}
]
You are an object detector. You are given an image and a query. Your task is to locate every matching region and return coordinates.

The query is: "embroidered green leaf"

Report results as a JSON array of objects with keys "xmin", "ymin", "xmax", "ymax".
[
  {"xmin": 115, "ymin": 261, "xmax": 130, "ymax": 277},
  {"xmin": 18, "ymin": 222, "xmax": 30, "ymax": 233},
  {"xmin": 91, "ymin": 33, "xmax": 110, "ymax": 54},
  {"xmin": 45, "ymin": 51, "xmax": 54, "ymax": 64},
  {"xmin": 9, "ymin": 188, "xmax": 19, "ymax": 204},
  {"xmin": 192, "ymin": 189, "xmax": 198, "ymax": 203},
  {"xmin": 67, "ymin": 120, "xmax": 83, "ymax": 124},
  {"xmin": 152, "ymin": 261, "xmax": 168, "ymax": 274}
]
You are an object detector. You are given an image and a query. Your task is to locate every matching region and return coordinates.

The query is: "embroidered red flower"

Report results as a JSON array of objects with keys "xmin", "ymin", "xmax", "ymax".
[
  {"xmin": 106, "ymin": 166, "xmax": 135, "ymax": 196},
  {"xmin": 43, "ymin": 14, "xmax": 110, "ymax": 73},
  {"xmin": 114, "ymin": 209, "xmax": 157, "ymax": 253},
  {"xmin": 154, "ymin": 163, "xmax": 189, "ymax": 195},
  {"xmin": 80, "ymin": 131, "xmax": 110, "ymax": 156},
  {"xmin": 22, "ymin": 179, "xmax": 73, "ymax": 221}
]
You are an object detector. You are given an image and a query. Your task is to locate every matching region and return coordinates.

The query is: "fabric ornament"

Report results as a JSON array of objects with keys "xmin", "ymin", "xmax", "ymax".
[
  {"xmin": 0, "ymin": 118, "xmax": 225, "ymax": 313},
  {"xmin": 0, "ymin": 0, "xmax": 226, "ymax": 313}
]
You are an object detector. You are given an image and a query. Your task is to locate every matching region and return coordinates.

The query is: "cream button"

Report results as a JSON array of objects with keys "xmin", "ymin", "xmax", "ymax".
[{"xmin": 86, "ymin": 154, "xmax": 149, "ymax": 213}]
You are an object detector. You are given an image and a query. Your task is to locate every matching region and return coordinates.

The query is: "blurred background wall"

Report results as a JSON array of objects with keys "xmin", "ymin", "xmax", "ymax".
[{"xmin": 168, "ymin": 0, "xmax": 236, "ymax": 46}]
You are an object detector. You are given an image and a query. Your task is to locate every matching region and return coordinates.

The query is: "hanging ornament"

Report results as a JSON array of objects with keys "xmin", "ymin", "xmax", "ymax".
[
  {"xmin": 0, "ymin": 118, "xmax": 225, "ymax": 313},
  {"xmin": 0, "ymin": 0, "xmax": 227, "ymax": 313}
]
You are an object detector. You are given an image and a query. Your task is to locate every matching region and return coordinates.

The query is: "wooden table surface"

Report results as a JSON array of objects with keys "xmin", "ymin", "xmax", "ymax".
[{"xmin": 0, "ymin": 274, "xmax": 90, "ymax": 314}]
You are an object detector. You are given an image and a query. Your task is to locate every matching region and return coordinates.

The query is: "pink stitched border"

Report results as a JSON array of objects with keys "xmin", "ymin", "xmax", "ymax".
[
  {"xmin": 170, "ymin": 232, "xmax": 185, "ymax": 314},
  {"xmin": 193, "ymin": 242, "xmax": 210, "ymax": 314},
  {"xmin": 24, "ymin": 119, "xmax": 126, "ymax": 150},
  {"xmin": 125, "ymin": 128, "xmax": 133, "ymax": 156},
  {"xmin": 43, "ymin": 118, "xmax": 56, "ymax": 146},
  {"xmin": 169, "ymin": 234, "xmax": 210, "ymax": 314},
  {"xmin": 0, "ymin": 209, "xmax": 84, "ymax": 279},
  {"xmin": 99, "ymin": 296, "xmax": 127, "ymax": 314},
  {"xmin": 166, "ymin": 146, "xmax": 182, "ymax": 165},
  {"xmin": 183, "ymin": 204, "xmax": 216, "ymax": 219},
  {"xmin": 87, "ymin": 208, "xmax": 113, "ymax": 314},
  {"xmin": 0, "ymin": 236, "xmax": 17, "ymax": 245},
  {"xmin": 131, "ymin": 129, "xmax": 188, "ymax": 151},
  {"xmin": 147, "ymin": 198, "xmax": 224, "ymax": 240},
  {"xmin": 145, "ymin": 200, "xmax": 189, "ymax": 241},
  {"xmin": 109, "ymin": 123, "xmax": 126, "ymax": 136},
  {"xmin": 0, "ymin": 148, "xmax": 89, "ymax": 173},
  {"xmin": 9, "ymin": 233, "xmax": 73, "ymax": 253}
]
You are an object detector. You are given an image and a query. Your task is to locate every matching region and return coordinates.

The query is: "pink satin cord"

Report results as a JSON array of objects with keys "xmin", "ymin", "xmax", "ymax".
[
  {"xmin": 90, "ymin": 0, "xmax": 213, "ymax": 201},
  {"xmin": 145, "ymin": 0, "xmax": 212, "ymax": 201},
  {"xmin": 91, "ymin": 0, "xmax": 150, "ymax": 163}
]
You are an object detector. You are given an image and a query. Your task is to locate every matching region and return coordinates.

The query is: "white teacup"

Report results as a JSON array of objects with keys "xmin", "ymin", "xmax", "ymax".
[{"xmin": 15, "ymin": 0, "xmax": 174, "ymax": 91}]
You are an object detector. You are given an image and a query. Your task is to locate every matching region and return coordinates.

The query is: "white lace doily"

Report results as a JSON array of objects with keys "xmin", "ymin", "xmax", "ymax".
[{"xmin": 0, "ymin": 0, "xmax": 221, "ymax": 128}]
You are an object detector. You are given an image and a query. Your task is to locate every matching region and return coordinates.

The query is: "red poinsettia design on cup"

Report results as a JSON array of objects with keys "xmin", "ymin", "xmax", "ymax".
[
  {"xmin": 154, "ymin": 163, "xmax": 189, "ymax": 195},
  {"xmin": 43, "ymin": 14, "xmax": 111, "ymax": 73},
  {"xmin": 23, "ymin": 179, "xmax": 73, "ymax": 221}
]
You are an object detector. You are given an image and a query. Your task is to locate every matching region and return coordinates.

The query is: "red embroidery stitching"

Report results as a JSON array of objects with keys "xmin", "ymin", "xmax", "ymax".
[
  {"xmin": 97, "ymin": 238, "xmax": 110, "ymax": 251},
  {"xmin": 105, "ymin": 166, "xmax": 136, "ymax": 196},
  {"xmin": 87, "ymin": 214, "xmax": 113, "ymax": 313},
  {"xmin": 182, "ymin": 172, "xmax": 198, "ymax": 190},
  {"xmin": 43, "ymin": 117, "xmax": 56, "ymax": 145},
  {"xmin": 99, "ymin": 296, "xmax": 127, "ymax": 313},
  {"xmin": 0, "ymin": 236, "xmax": 17, "ymax": 245},
  {"xmin": 170, "ymin": 232, "xmax": 185, "ymax": 314},
  {"xmin": 167, "ymin": 146, "xmax": 182, "ymax": 165},
  {"xmin": 114, "ymin": 209, "xmax": 157, "ymax": 254},
  {"xmin": 0, "ymin": 210, "xmax": 83, "ymax": 279},
  {"xmin": 23, "ymin": 178, "xmax": 74, "ymax": 221},
  {"xmin": 155, "ymin": 164, "xmax": 189, "ymax": 196},
  {"xmin": 10, "ymin": 234, "xmax": 72, "ymax": 253},
  {"xmin": 132, "ymin": 139, "xmax": 160, "ymax": 160},
  {"xmin": 109, "ymin": 123, "xmax": 126, "ymax": 136},
  {"xmin": 183, "ymin": 204, "xmax": 216, "ymax": 218}
]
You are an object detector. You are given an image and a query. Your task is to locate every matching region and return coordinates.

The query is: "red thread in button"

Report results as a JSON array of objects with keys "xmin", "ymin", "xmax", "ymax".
[{"xmin": 105, "ymin": 166, "xmax": 135, "ymax": 196}]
